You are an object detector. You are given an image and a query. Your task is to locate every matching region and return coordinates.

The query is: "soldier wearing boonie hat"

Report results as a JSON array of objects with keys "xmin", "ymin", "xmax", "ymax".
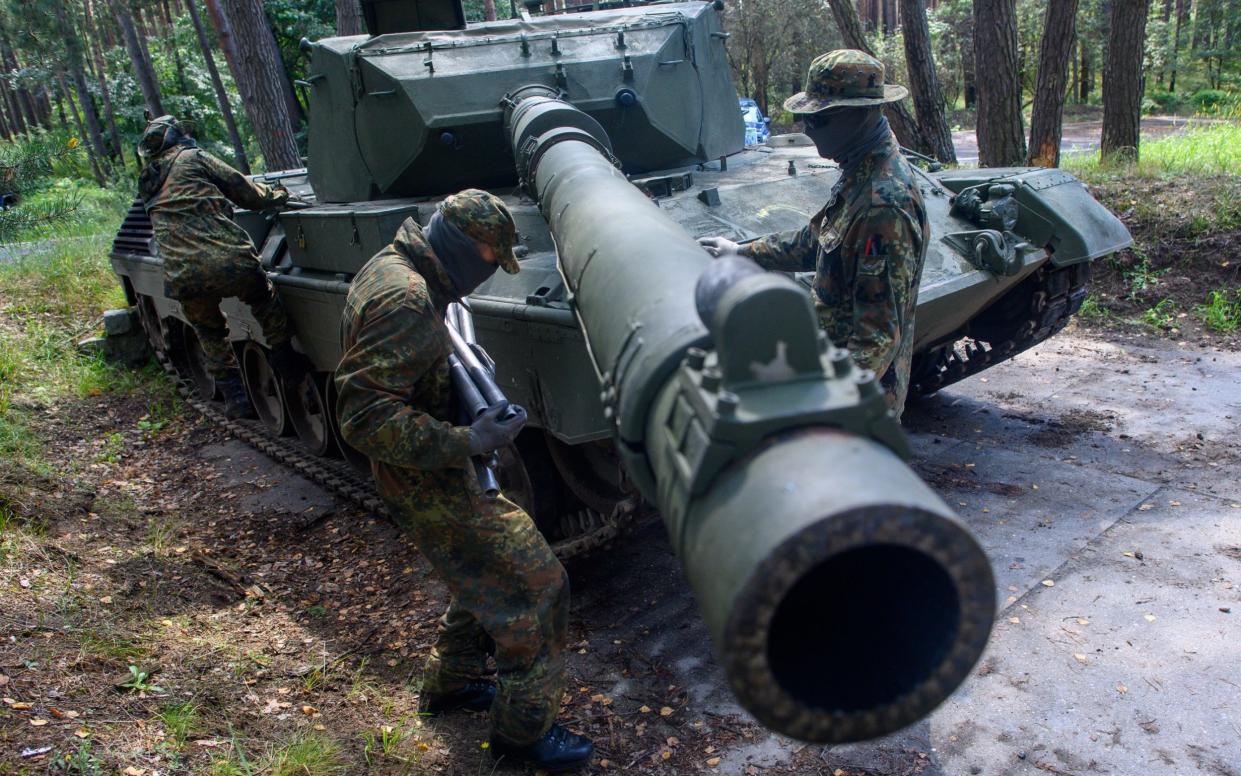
[
  {"xmin": 334, "ymin": 190, "xmax": 594, "ymax": 771},
  {"xmin": 700, "ymin": 49, "xmax": 929, "ymax": 418}
]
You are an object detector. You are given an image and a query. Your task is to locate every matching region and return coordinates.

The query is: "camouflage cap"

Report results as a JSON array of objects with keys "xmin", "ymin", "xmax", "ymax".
[
  {"xmin": 438, "ymin": 189, "xmax": 521, "ymax": 274},
  {"xmin": 783, "ymin": 50, "xmax": 908, "ymax": 114},
  {"xmin": 137, "ymin": 115, "xmax": 182, "ymax": 159}
]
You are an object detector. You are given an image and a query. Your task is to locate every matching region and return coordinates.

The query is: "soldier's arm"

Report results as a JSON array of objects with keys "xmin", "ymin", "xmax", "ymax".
[
  {"xmin": 739, "ymin": 224, "xmax": 818, "ymax": 272},
  {"xmin": 842, "ymin": 206, "xmax": 921, "ymax": 377},
  {"xmin": 335, "ymin": 290, "xmax": 472, "ymax": 470},
  {"xmin": 197, "ymin": 150, "xmax": 289, "ymax": 211}
]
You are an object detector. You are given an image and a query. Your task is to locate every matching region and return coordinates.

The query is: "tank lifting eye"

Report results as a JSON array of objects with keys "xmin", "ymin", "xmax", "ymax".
[
  {"xmin": 615, "ymin": 88, "xmax": 638, "ymax": 108},
  {"xmin": 440, "ymin": 132, "xmax": 458, "ymax": 148}
]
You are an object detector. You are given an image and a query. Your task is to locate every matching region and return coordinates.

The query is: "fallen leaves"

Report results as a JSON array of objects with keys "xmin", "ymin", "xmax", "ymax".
[
  {"xmin": 1116, "ymin": 683, "xmax": 1129, "ymax": 694},
  {"xmin": 1041, "ymin": 579, "xmax": 1055, "ymax": 587},
  {"xmin": 1144, "ymin": 613, "xmax": 1157, "ymax": 622},
  {"xmin": 659, "ymin": 706, "xmax": 674, "ymax": 717},
  {"xmin": 29, "ymin": 718, "xmax": 49, "ymax": 726}
]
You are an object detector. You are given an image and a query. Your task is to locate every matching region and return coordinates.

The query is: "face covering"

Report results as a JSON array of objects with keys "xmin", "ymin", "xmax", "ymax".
[
  {"xmin": 426, "ymin": 211, "xmax": 499, "ymax": 298},
  {"xmin": 803, "ymin": 107, "xmax": 891, "ymax": 173}
]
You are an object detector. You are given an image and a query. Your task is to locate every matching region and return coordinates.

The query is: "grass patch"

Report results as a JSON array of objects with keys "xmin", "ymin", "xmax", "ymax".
[
  {"xmin": 1142, "ymin": 298, "xmax": 1178, "ymax": 329},
  {"xmin": 78, "ymin": 630, "xmax": 148, "ymax": 664},
  {"xmin": 211, "ymin": 732, "xmax": 347, "ymax": 776},
  {"xmin": 157, "ymin": 700, "xmax": 201, "ymax": 745},
  {"xmin": 1196, "ymin": 288, "xmax": 1241, "ymax": 333},
  {"xmin": 1064, "ymin": 115, "xmax": 1241, "ymax": 179}
]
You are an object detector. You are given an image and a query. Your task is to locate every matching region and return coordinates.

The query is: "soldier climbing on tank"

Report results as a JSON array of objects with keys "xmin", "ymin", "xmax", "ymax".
[
  {"xmin": 699, "ymin": 50, "xmax": 928, "ymax": 418},
  {"xmin": 137, "ymin": 115, "xmax": 310, "ymax": 419},
  {"xmin": 334, "ymin": 189, "xmax": 594, "ymax": 772}
]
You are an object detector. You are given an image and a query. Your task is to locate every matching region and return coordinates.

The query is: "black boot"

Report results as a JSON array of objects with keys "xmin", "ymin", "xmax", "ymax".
[
  {"xmin": 216, "ymin": 375, "xmax": 255, "ymax": 420},
  {"xmin": 418, "ymin": 681, "xmax": 496, "ymax": 715},
  {"xmin": 490, "ymin": 725, "xmax": 594, "ymax": 772},
  {"xmin": 267, "ymin": 342, "xmax": 313, "ymax": 386}
]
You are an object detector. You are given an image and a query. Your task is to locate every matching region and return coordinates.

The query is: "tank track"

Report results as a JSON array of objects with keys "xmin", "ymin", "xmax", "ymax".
[
  {"xmin": 154, "ymin": 355, "xmax": 628, "ymax": 560},
  {"xmin": 911, "ymin": 262, "xmax": 1091, "ymax": 396}
]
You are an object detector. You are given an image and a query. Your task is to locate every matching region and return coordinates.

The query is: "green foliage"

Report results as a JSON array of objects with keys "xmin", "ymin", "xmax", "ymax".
[
  {"xmin": 1190, "ymin": 89, "xmax": 1236, "ymax": 113},
  {"xmin": 1195, "ymin": 288, "xmax": 1241, "ymax": 332},
  {"xmin": 1141, "ymin": 298, "xmax": 1177, "ymax": 329},
  {"xmin": 119, "ymin": 664, "xmax": 164, "ymax": 693},
  {"xmin": 0, "ymin": 132, "xmax": 89, "ymax": 242},
  {"xmin": 52, "ymin": 739, "xmax": 103, "ymax": 775}
]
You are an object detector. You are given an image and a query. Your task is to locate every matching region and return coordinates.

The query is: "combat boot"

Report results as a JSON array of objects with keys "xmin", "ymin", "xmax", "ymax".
[
  {"xmin": 216, "ymin": 374, "xmax": 255, "ymax": 420},
  {"xmin": 267, "ymin": 342, "xmax": 313, "ymax": 386},
  {"xmin": 490, "ymin": 725, "xmax": 594, "ymax": 772},
  {"xmin": 418, "ymin": 681, "xmax": 496, "ymax": 715}
]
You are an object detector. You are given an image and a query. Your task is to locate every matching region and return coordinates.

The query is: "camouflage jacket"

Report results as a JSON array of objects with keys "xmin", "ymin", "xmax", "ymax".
[
  {"xmin": 335, "ymin": 219, "xmax": 473, "ymax": 484},
  {"xmin": 141, "ymin": 147, "xmax": 286, "ymax": 298},
  {"xmin": 742, "ymin": 136, "xmax": 927, "ymax": 411}
]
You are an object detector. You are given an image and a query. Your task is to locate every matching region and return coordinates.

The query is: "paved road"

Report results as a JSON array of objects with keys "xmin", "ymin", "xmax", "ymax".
[
  {"xmin": 952, "ymin": 116, "xmax": 1221, "ymax": 165},
  {"xmin": 570, "ymin": 331, "xmax": 1241, "ymax": 774}
]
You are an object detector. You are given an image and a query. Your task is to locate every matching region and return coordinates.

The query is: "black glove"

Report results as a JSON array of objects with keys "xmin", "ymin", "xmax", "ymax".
[{"xmin": 467, "ymin": 403, "xmax": 527, "ymax": 456}]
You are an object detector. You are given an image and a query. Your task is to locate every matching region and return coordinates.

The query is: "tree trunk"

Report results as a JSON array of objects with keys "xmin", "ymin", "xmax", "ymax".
[
  {"xmin": 113, "ymin": 0, "xmax": 166, "ymax": 116},
  {"xmin": 335, "ymin": 0, "xmax": 366, "ymax": 34},
  {"xmin": 899, "ymin": 0, "xmax": 957, "ymax": 163},
  {"xmin": 54, "ymin": 90, "xmax": 68, "ymax": 129},
  {"xmin": 483, "ymin": 0, "xmax": 497, "ymax": 21},
  {"xmin": 84, "ymin": 0, "xmax": 126, "ymax": 164},
  {"xmin": 1079, "ymin": 39, "xmax": 1091, "ymax": 100},
  {"xmin": 0, "ymin": 34, "xmax": 43, "ymax": 131},
  {"xmin": 57, "ymin": 70, "xmax": 107, "ymax": 186},
  {"xmin": 0, "ymin": 78, "xmax": 26, "ymax": 136},
  {"xmin": 973, "ymin": 0, "xmax": 1026, "ymax": 166},
  {"xmin": 214, "ymin": 0, "xmax": 302, "ymax": 170},
  {"xmin": 1028, "ymin": 0, "xmax": 1081, "ymax": 167},
  {"xmin": 1169, "ymin": 0, "xmax": 1185, "ymax": 92},
  {"xmin": 826, "ymin": 0, "xmax": 932, "ymax": 153},
  {"xmin": 0, "ymin": 101, "xmax": 11, "ymax": 141},
  {"xmin": 57, "ymin": 4, "xmax": 112, "ymax": 177},
  {"xmin": 184, "ymin": 0, "xmax": 250, "ymax": 173},
  {"xmin": 1101, "ymin": 0, "xmax": 1152, "ymax": 162}
]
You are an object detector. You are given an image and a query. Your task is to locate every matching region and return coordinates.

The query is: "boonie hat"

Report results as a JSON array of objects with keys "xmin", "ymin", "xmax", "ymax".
[
  {"xmin": 439, "ymin": 189, "xmax": 521, "ymax": 274},
  {"xmin": 784, "ymin": 49, "xmax": 909, "ymax": 114}
]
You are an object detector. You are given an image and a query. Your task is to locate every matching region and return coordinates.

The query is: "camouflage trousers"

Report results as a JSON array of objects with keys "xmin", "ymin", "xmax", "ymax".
[
  {"xmin": 379, "ymin": 464, "xmax": 569, "ymax": 745},
  {"xmin": 173, "ymin": 259, "xmax": 291, "ymax": 379}
]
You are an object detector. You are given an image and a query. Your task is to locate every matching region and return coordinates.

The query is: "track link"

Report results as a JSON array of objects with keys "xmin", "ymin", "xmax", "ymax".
[
  {"xmin": 156, "ymin": 355, "xmax": 629, "ymax": 560},
  {"xmin": 911, "ymin": 262, "xmax": 1091, "ymax": 396}
]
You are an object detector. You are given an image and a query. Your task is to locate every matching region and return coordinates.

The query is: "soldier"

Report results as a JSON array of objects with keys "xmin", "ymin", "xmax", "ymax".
[
  {"xmin": 334, "ymin": 190, "xmax": 594, "ymax": 772},
  {"xmin": 137, "ymin": 115, "xmax": 308, "ymax": 418},
  {"xmin": 699, "ymin": 50, "xmax": 928, "ymax": 417}
]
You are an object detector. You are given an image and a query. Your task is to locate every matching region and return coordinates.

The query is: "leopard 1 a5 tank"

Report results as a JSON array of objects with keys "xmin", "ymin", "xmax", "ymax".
[{"xmin": 109, "ymin": 0, "xmax": 1131, "ymax": 743}]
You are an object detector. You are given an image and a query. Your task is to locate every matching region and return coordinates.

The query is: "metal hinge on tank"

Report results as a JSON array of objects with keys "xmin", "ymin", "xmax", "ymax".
[{"xmin": 945, "ymin": 183, "xmax": 1029, "ymax": 276}]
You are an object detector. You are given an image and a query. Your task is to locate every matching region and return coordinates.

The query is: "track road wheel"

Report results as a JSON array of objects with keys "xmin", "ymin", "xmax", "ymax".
[
  {"xmin": 286, "ymin": 372, "xmax": 337, "ymax": 456},
  {"xmin": 241, "ymin": 342, "xmax": 292, "ymax": 436}
]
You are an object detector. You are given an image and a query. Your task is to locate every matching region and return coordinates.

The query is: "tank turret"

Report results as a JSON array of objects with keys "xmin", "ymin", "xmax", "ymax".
[{"xmin": 305, "ymin": 1, "xmax": 743, "ymax": 201}]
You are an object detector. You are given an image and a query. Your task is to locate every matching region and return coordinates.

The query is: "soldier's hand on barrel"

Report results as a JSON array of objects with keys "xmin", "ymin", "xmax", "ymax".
[
  {"xmin": 698, "ymin": 236, "xmax": 740, "ymax": 258},
  {"xmin": 467, "ymin": 402, "xmax": 527, "ymax": 456}
]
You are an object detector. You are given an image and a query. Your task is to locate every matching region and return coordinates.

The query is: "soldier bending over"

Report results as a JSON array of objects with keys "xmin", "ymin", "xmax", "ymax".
[
  {"xmin": 700, "ymin": 50, "xmax": 928, "ymax": 417},
  {"xmin": 334, "ymin": 190, "xmax": 594, "ymax": 772},
  {"xmin": 138, "ymin": 115, "xmax": 309, "ymax": 418}
]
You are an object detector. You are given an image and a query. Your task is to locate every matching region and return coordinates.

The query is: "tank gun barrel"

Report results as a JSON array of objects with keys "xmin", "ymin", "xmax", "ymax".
[{"xmin": 505, "ymin": 89, "xmax": 996, "ymax": 743}]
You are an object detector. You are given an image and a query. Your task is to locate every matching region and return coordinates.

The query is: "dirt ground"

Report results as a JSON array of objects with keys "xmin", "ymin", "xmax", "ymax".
[{"xmin": 4, "ymin": 325, "xmax": 1239, "ymax": 775}]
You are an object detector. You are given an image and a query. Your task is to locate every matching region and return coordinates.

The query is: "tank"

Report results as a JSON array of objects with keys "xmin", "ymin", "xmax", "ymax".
[{"xmin": 107, "ymin": 0, "xmax": 1131, "ymax": 743}]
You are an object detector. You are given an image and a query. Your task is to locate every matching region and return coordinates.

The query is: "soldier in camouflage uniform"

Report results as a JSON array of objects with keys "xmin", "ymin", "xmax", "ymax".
[
  {"xmin": 335, "ymin": 190, "xmax": 594, "ymax": 772},
  {"xmin": 700, "ymin": 50, "xmax": 928, "ymax": 417},
  {"xmin": 138, "ymin": 115, "xmax": 307, "ymax": 418}
]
